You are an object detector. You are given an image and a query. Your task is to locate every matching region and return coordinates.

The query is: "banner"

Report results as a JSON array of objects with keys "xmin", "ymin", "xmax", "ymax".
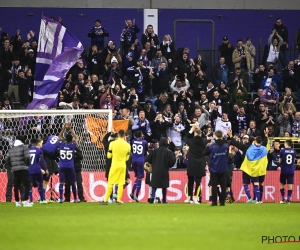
[
  {"xmin": 1, "ymin": 171, "xmax": 300, "ymax": 202},
  {"xmin": 86, "ymin": 117, "xmax": 129, "ymax": 149},
  {"xmin": 27, "ymin": 16, "xmax": 83, "ymax": 110}
]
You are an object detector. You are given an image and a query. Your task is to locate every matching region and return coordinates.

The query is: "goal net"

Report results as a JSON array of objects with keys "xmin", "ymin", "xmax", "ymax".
[{"xmin": 0, "ymin": 109, "xmax": 113, "ymax": 172}]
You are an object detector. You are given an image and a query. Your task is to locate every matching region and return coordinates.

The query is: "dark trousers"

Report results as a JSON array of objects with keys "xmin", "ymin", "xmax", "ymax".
[
  {"xmin": 13, "ymin": 170, "xmax": 30, "ymax": 202},
  {"xmin": 6, "ymin": 170, "xmax": 25, "ymax": 202},
  {"xmin": 65, "ymin": 171, "xmax": 84, "ymax": 201},
  {"xmin": 6, "ymin": 170, "xmax": 14, "ymax": 202},
  {"xmin": 210, "ymin": 172, "xmax": 226, "ymax": 205},
  {"xmin": 187, "ymin": 176, "xmax": 202, "ymax": 198}
]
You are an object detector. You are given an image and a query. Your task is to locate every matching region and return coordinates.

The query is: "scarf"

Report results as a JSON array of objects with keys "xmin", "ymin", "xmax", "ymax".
[
  {"xmin": 139, "ymin": 55, "xmax": 149, "ymax": 66},
  {"xmin": 266, "ymin": 88, "xmax": 278, "ymax": 100},
  {"xmin": 238, "ymin": 48, "xmax": 246, "ymax": 68},
  {"xmin": 237, "ymin": 114, "xmax": 247, "ymax": 132},
  {"xmin": 292, "ymin": 119, "xmax": 300, "ymax": 136},
  {"xmin": 103, "ymin": 102, "xmax": 111, "ymax": 109}
]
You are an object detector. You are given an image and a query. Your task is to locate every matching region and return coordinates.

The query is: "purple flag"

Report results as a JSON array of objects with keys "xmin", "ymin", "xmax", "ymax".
[{"xmin": 27, "ymin": 16, "xmax": 83, "ymax": 110}]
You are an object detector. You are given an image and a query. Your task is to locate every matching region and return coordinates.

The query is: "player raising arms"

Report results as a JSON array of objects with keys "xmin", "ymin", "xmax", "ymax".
[
  {"xmin": 41, "ymin": 134, "xmax": 61, "ymax": 200},
  {"xmin": 130, "ymin": 130, "xmax": 148, "ymax": 202},
  {"xmin": 100, "ymin": 129, "xmax": 131, "ymax": 205},
  {"xmin": 28, "ymin": 138, "xmax": 48, "ymax": 204},
  {"xmin": 278, "ymin": 140, "xmax": 296, "ymax": 204},
  {"xmin": 58, "ymin": 122, "xmax": 79, "ymax": 203}
]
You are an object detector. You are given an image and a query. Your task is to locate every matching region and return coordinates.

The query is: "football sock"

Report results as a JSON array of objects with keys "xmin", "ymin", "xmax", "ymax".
[
  {"xmin": 230, "ymin": 186, "xmax": 234, "ymax": 198},
  {"xmin": 114, "ymin": 185, "xmax": 118, "ymax": 194},
  {"xmin": 217, "ymin": 188, "xmax": 221, "ymax": 199},
  {"xmin": 162, "ymin": 188, "xmax": 167, "ymax": 203},
  {"xmin": 209, "ymin": 196, "xmax": 212, "ymax": 201},
  {"xmin": 252, "ymin": 189, "xmax": 256, "ymax": 200},
  {"xmin": 254, "ymin": 185, "xmax": 260, "ymax": 202},
  {"xmin": 194, "ymin": 177, "xmax": 201, "ymax": 197},
  {"xmin": 39, "ymin": 185, "xmax": 45, "ymax": 201},
  {"xmin": 29, "ymin": 187, "xmax": 33, "ymax": 202},
  {"xmin": 259, "ymin": 186, "xmax": 264, "ymax": 202},
  {"xmin": 117, "ymin": 183, "xmax": 124, "ymax": 202},
  {"xmin": 243, "ymin": 185, "xmax": 251, "ymax": 200},
  {"xmin": 136, "ymin": 180, "xmax": 141, "ymax": 197},
  {"xmin": 43, "ymin": 188, "xmax": 46, "ymax": 200},
  {"xmin": 59, "ymin": 184, "xmax": 64, "ymax": 200},
  {"xmin": 280, "ymin": 188, "xmax": 285, "ymax": 201},
  {"xmin": 226, "ymin": 191, "xmax": 230, "ymax": 197},
  {"xmin": 104, "ymin": 185, "xmax": 113, "ymax": 202},
  {"xmin": 123, "ymin": 182, "xmax": 129, "ymax": 189},
  {"xmin": 287, "ymin": 190, "xmax": 292, "ymax": 201},
  {"xmin": 71, "ymin": 184, "xmax": 77, "ymax": 201},
  {"xmin": 132, "ymin": 179, "xmax": 138, "ymax": 194},
  {"xmin": 151, "ymin": 187, "xmax": 157, "ymax": 198}
]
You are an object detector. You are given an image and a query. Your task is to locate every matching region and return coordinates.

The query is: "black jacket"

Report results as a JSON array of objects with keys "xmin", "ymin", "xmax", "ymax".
[
  {"xmin": 184, "ymin": 133, "xmax": 207, "ymax": 177},
  {"xmin": 145, "ymin": 138, "xmax": 176, "ymax": 188},
  {"xmin": 74, "ymin": 147, "xmax": 83, "ymax": 172}
]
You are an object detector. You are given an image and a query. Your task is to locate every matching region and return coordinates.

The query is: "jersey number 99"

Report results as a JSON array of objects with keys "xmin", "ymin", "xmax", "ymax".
[{"xmin": 132, "ymin": 144, "xmax": 143, "ymax": 155}]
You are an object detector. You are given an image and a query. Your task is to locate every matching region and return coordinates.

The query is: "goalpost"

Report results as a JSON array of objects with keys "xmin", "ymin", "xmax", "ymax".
[{"xmin": 0, "ymin": 109, "xmax": 113, "ymax": 173}]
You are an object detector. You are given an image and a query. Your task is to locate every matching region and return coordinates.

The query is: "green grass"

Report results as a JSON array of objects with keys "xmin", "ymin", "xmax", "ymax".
[{"xmin": 1, "ymin": 202, "xmax": 300, "ymax": 250}]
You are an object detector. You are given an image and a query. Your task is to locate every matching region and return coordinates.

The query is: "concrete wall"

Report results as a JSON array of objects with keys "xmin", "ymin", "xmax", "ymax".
[{"xmin": 1, "ymin": 0, "xmax": 300, "ymax": 9}]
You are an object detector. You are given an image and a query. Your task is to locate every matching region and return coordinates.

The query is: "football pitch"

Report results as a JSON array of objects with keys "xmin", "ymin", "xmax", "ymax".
[{"xmin": 1, "ymin": 202, "xmax": 300, "ymax": 250}]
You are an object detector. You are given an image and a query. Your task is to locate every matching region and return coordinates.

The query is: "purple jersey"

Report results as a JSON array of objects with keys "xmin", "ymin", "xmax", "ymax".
[
  {"xmin": 29, "ymin": 146, "xmax": 43, "ymax": 174},
  {"xmin": 59, "ymin": 142, "xmax": 76, "ymax": 169},
  {"xmin": 131, "ymin": 138, "xmax": 148, "ymax": 163},
  {"xmin": 280, "ymin": 148, "xmax": 296, "ymax": 174},
  {"xmin": 42, "ymin": 135, "xmax": 61, "ymax": 154}
]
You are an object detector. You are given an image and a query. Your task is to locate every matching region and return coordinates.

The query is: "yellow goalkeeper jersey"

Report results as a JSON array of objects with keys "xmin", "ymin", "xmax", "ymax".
[{"xmin": 107, "ymin": 138, "xmax": 131, "ymax": 168}]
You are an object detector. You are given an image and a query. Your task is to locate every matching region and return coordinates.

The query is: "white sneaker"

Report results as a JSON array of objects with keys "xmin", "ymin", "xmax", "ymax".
[
  {"xmin": 15, "ymin": 202, "xmax": 21, "ymax": 207},
  {"xmin": 194, "ymin": 200, "xmax": 201, "ymax": 204},
  {"xmin": 184, "ymin": 198, "xmax": 193, "ymax": 203},
  {"xmin": 280, "ymin": 200, "xmax": 285, "ymax": 204},
  {"xmin": 22, "ymin": 201, "xmax": 33, "ymax": 207}
]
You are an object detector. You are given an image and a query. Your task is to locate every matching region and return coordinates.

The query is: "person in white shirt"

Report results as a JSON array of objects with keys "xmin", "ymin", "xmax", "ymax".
[
  {"xmin": 215, "ymin": 112, "xmax": 232, "ymax": 138},
  {"xmin": 170, "ymin": 77, "xmax": 190, "ymax": 93},
  {"xmin": 266, "ymin": 30, "xmax": 283, "ymax": 72},
  {"xmin": 170, "ymin": 115, "xmax": 185, "ymax": 147}
]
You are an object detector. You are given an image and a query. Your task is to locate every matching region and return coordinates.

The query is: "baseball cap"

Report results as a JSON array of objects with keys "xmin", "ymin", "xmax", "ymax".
[
  {"xmin": 270, "ymin": 82, "xmax": 276, "ymax": 88},
  {"xmin": 174, "ymin": 146, "xmax": 181, "ymax": 151},
  {"xmin": 222, "ymin": 36, "xmax": 228, "ymax": 41},
  {"xmin": 243, "ymin": 135, "xmax": 249, "ymax": 139},
  {"xmin": 28, "ymin": 49, "xmax": 34, "ymax": 53}
]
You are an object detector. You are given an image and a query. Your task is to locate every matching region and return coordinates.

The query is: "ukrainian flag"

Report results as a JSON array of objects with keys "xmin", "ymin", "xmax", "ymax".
[{"xmin": 240, "ymin": 144, "xmax": 268, "ymax": 177}]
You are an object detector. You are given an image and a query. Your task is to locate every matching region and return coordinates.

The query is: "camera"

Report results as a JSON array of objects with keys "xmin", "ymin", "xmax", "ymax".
[{"xmin": 286, "ymin": 97, "xmax": 291, "ymax": 103}]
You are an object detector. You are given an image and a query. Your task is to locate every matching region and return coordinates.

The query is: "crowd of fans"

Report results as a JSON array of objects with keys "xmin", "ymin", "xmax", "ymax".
[{"xmin": 1, "ymin": 17, "xmax": 300, "ymax": 170}]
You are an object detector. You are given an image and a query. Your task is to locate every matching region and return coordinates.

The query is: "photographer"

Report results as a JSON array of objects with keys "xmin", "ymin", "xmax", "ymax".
[
  {"xmin": 278, "ymin": 87, "xmax": 297, "ymax": 104},
  {"xmin": 278, "ymin": 96, "xmax": 297, "ymax": 116},
  {"xmin": 150, "ymin": 111, "xmax": 170, "ymax": 142}
]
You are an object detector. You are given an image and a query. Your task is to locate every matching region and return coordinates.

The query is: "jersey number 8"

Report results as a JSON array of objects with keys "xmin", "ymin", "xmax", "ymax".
[{"xmin": 286, "ymin": 154, "xmax": 293, "ymax": 164}]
